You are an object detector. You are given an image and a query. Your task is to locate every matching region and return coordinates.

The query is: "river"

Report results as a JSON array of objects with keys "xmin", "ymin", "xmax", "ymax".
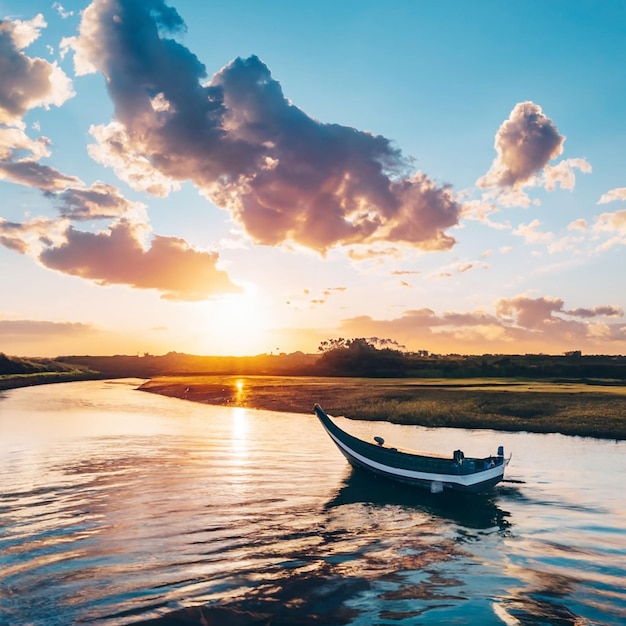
[{"xmin": 0, "ymin": 379, "xmax": 624, "ymax": 625}]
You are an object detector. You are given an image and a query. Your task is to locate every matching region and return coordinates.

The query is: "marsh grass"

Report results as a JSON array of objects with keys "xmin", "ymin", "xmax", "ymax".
[
  {"xmin": 139, "ymin": 375, "xmax": 626, "ymax": 440},
  {"xmin": 0, "ymin": 371, "xmax": 100, "ymax": 390}
]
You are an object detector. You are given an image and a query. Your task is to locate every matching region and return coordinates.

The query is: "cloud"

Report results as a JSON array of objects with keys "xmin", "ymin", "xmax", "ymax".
[
  {"xmin": 478, "ymin": 101, "xmax": 565, "ymax": 189},
  {"xmin": 38, "ymin": 219, "xmax": 242, "ymax": 301},
  {"xmin": 347, "ymin": 246, "xmax": 402, "ymax": 261},
  {"xmin": 0, "ymin": 14, "xmax": 74, "ymax": 124},
  {"xmin": 496, "ymin": 295, "xmax": 567, "ymax": 328},
  {"xmin": 512, "ymin": 219, "xmax": 553, "ymax": 245},
  {"xmin": 497, "ymin": 296, "xmax": 622, "ymax": 327},
  {"xmin": 65, "ymin": 0, "xmax": 462, "ymax": 254},
  {"xmin": 565, "ymin": 305, "xmax": 623, "ymax": 318},
  {"xmin": 543, "ymin": 158, "xmax": 592, "ymax": 191},
  {"xmin": 568, "ymin": 219, "xmax": 587, "ymax": 231},
  {"xmin": 1, "ymin": 208, "xmax": 242, "ymax": 301},
  {"xmin": 598, "ymin": 188, "xmax": 626, "ymax": 204},
  {"xmin": 54, "ymin": 182, "xmax": 146, "ymax": 220},
  {"xmin": 287, "ymin": 286, "xmax": 347, "ymax": 308},
  {"xmin": 0, "ymin": 159, "xmax": 83, "ymax": 191},
  {"xmin": 391, "ymin": 270, "xmax": 421, "ymax": 276},
  {"xmin": 0, "ymin": 319, "xmax": 93, "ymax": 337},
  {"xmin": 592, "ymin": 210, "xmax": 626, "ymax": 234},
  {"xmin": 0, "ymin": 318, "xmax": 112, "ymax": 357},
  {"xmin": 336, "ymin": 295, "xmax": 626, "ymax": 354},
  {"xmin": 87, "ymin": 122, "xmax": 181, "ymax": 197},
  {"xmin": 53, "ymin": 3, "xmax": 74, "ymax": 19},
  {"xmin": 426, "ymin": 259, "xmax": 489, "ymax": 279},
  {"xmin": 0, "ymin": 216, "xmax": 67, "ymax": 254},
  {"xmin": 0, "ymin": 108, "xmax": 83, "ymax": 192},
  {"xmin": 591, "ymin": 209, "xmax": 626, "ymax": 249}
]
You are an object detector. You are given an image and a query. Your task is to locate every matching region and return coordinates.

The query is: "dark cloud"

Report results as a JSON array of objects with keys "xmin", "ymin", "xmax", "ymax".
[
  {"xmin": 478, "ymin": 101, "xmax": 564, "ymax": 189},
  {"xmin": 39, "ymin": 219, "xmax": 241, "ymax": 301},
  {"xmin": 71, "ymin": 0, "xmax": 462, "ymax": 253},
  {"xmin": 0, "ymin": 219, "xmax": 30, "ymax": 253},
  {"xmin": 54, "ymin": 182, "xmax": 143, "ymax": 220},
  {"xmin": 0, "ymin": 159, "xmax": 82, "ymax": 191},
  {"xmin": 564, "ymin": 305, "xmax": 623, "ymax": 319}
]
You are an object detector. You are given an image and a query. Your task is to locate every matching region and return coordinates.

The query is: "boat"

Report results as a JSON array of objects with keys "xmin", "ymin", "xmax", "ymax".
[{"xmin": 313, "ymin": 404, "xmax": 510, "ymax": 494}]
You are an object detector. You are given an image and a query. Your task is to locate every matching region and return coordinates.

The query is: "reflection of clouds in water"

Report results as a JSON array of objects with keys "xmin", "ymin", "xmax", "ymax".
[
  {"xmin": 494, "ymin": 569, "xmax": 588, "ymax": 625},
  {"xmin": 140, "ymin": 502, "xmax": 473, "ymax": 625},
  {"xmin": 497, "ymin": 525, "xmax": 626, "ymax": 625}
]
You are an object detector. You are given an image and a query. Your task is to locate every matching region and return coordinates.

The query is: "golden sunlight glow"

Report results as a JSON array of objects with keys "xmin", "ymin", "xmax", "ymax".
[
  {"xmin": 234, "ymin": 379, "xmax": 247, "ymax": 405},
  {"xmin": 201, "ymin": 288, "xmax": 272, "ymax": 355}
]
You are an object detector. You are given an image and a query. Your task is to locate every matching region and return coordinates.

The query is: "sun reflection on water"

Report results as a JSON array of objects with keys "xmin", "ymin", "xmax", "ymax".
[
  {"xmin": 234, "ymin": 379, "xmax": 248, "ymax": 406},
  {"xmin": 231, "ymin": 406, "xmax": 248, "ymax": 443}
]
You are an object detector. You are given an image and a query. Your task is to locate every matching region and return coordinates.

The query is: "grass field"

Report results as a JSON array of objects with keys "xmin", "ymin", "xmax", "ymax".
[
  {"xmin": 139, "ymin": 375, "xmax": 626, "ymax": 440},
  {"xmin": 0, "ymin": 371, "xmax": 100, "ymax": 391}
]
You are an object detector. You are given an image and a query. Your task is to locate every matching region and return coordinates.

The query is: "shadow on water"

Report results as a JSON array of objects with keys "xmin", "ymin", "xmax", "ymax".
[{"xmin": 325, "ymin": 468, "xmax": 514, "ymax": 532}]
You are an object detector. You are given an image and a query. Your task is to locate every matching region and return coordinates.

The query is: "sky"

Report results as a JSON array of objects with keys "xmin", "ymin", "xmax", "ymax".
[{"xmin": 1, "ymin": 0, "xmax": 625, "ymax": 358}]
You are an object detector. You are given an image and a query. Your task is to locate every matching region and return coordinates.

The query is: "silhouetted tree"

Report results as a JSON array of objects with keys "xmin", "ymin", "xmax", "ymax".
[{"xmin": 316, "ymin": 338, "xmax": 406, "ymax": 376}]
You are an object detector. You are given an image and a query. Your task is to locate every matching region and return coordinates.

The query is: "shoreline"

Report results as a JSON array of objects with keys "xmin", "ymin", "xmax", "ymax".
[
  {"xmin": 0, "ymin": 372, "xmax": 102, "ymax": 391},
  {"xmin": 138, "ymin": 375, "xmax": 626, "ymax": 441},
  {"xmin": 2, "ymin": 373, "xmax": 623, "ymax": 440}
]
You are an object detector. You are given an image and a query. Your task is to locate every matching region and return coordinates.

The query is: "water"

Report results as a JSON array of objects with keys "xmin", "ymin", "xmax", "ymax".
[{"xmin": 0, "ymin": 379, "xmax": 624, "ymax": 625}]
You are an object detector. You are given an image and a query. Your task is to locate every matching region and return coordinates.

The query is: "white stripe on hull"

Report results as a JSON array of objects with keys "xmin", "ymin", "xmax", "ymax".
[{"xmin": 324, "ymin": 424, "xmax": 505, "ymax": 488}]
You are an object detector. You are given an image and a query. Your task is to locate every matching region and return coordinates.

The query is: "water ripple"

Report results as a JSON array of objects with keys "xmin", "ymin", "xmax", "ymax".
[{"xmin": 1, "ymin": 380, "xmax": 624, "ymax": 625}]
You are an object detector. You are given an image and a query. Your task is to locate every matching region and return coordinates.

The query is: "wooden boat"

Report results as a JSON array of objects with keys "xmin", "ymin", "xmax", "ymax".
[{"xmin": 314, "ymin": 404, "xmax": 509, "ymax": 494}]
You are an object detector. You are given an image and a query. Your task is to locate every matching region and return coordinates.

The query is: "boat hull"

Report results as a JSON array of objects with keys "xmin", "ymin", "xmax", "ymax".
[{"xmin": 314, "ymin": 404, "xmax": 506, "ymax": 494}]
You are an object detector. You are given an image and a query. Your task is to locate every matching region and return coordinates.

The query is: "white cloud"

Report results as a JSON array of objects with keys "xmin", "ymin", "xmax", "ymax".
[{"xmin": 598, "ymin": 188, "xmax": 626, "ymax": 205}]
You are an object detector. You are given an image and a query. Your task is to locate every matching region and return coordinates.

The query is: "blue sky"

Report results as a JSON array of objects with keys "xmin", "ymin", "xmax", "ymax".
[{"xmin": 1, "ymin": 0, "xmax": 625, "ymax": 357}]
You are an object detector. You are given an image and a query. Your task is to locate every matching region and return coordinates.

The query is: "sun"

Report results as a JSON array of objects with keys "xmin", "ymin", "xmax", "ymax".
[{"xmin": 202, "ymin": 288, "xmax": 272, "ymax": 355}]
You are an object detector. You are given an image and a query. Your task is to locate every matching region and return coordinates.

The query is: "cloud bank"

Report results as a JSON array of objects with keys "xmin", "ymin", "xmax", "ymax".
[
  {"xmin": 67, "ymin": 0, "xmax": 462, "ymax": 253},
  {"xmin": 338, "ymin": 295, "xmax": 626, "ymax": 354}
]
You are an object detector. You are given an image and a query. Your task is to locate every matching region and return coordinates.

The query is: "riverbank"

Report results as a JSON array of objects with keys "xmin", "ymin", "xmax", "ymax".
[
  {"xmin": 0, "ymin": 372, "xmax": 102, "ymax": 391},
  {"xmin": 139, "ymin": 375, "xmax": 626, "ymax": 440}
]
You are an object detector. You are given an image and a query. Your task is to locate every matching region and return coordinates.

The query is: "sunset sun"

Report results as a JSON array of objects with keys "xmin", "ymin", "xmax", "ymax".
[{"xmin": 203, "ymin": 290, "xmax": 271, "ymax": 356}]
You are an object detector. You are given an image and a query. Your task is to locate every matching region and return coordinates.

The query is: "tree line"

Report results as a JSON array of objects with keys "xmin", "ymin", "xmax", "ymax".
[{"xmin": 2, "ymin": 341, "xmax": 625, "ymax": 381}]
